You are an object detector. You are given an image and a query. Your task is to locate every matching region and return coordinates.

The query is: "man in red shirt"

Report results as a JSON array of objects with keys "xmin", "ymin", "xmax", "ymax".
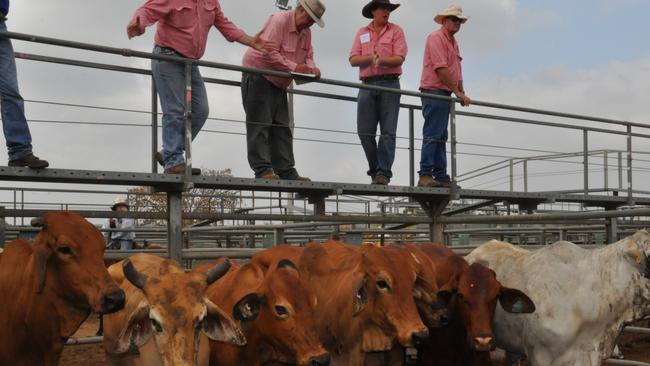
[
  {"xmin": 127, "ymin": 0, "xmax": 273, "ymax": 174},
  {"xmin": 418, "ymin": 5, "xmax": 471, "ymax": 188},
  {"xmin": 242, "ymin": 0, "xmax": 325, "ymax": 181},
  {"xmin": 349, "ymin": 0, "xmax": 407, "ymax": 186}
]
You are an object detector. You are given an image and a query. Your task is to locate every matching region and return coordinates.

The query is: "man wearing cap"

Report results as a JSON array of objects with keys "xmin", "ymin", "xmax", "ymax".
[
  {"xmin": 103, "ymin": 197, "xmax": 136, "ymax": 250},
  {"xmin": 349, "ymin": 0, "xmax": 407, "ymax": 186},
  {"xmin": 241, "ymin": 0, "xmax": 325, "ymax": 182},
  {"xmin": 127, "ymin": 0, "xmax": 274, "ymax": 175},
  {"xmin": 418, "ymin": 4, "xmax": 471, "ymax": 188},
  {"xmin": 0, "ymin": 0, "xmax": 49, "ymax": 169}
]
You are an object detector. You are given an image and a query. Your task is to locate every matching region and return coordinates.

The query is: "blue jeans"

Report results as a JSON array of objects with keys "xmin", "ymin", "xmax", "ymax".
[
  {"xmin": 152, "ymin": 46, "xmax": 208, "ymax": 168},
  {"xmin": 0, "ymin": 21, "xmax": 34, "ymax": 161},
  {"xmin": 419, "ymin": 89, "xmax": 452, "ymax": 182},
  {"xmin": 357, "ymin": 79, "xmax": 401, "ymax": 179}
]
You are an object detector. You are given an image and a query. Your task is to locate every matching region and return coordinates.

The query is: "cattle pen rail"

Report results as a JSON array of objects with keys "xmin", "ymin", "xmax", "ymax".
[{"xmin": 1, "ymin": 30, "xmax": 650, "ymax": 366}]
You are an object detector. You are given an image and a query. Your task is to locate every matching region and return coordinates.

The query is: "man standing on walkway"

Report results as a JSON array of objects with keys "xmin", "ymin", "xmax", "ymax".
[
  {"xmin": 1, "ymin": 0, "xmax": 49, "ymax": 169},
  {"xmin": 241, "ymin": 0, "xmax": 326, "ymax": 181},
  {"xmin": 418, "ymin": 5, "xmax": 471, "ymax": 188},
  {"xmin": 104, "ymin": 197, "xmax": 136, "ymax": 251},
  {"xmin": 127, "ymin": 0, "xmax": 274, "ymax": 175},
  {"xmin": 349, "ymin": 0, "xmax": 407, "ymax": 186}
]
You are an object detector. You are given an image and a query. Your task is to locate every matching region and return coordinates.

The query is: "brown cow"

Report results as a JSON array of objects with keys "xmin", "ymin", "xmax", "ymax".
[
  {"xmin": 415, "ymin": 243, "xmax": 535, "ymax": 366},
  {"xmin": 256, "ymin": 241, "xmax": 431, "ymax": 366},
  {"xmin": 0, "ymin": 211, "xmax": 126, "ymax": 366},
  {"xmin": 197, "ymin": 257, "xmax": 330, "ymax": 366},
  {"xmin": 102, "ymin": 253, "xmax": 251, "ymax": 366}
]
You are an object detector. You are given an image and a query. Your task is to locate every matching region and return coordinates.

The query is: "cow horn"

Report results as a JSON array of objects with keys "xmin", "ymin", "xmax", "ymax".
[
  {"xmin": 123, "ymin": 260, "xmax": 148, "ymax": 289},
  {"xmin": 205, "ymin": 260, "xmax": 231, "ymax": 285}
]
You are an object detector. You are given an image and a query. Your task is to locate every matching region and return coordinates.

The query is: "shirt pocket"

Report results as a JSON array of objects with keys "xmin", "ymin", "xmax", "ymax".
[
  {"xmin": 168, "ymin": 0, "xmax": 197, "ymax": 28},
  {"xmin": 201, "ymin": 0, "xmax": 217, "ymax": 27},
  {"xmin": 376, "ymin": 39, "xmax": 394, "ymax": 58},
  {"xmin": 282, "ymin": 37, "xmax": 298, "ymax": 57}
]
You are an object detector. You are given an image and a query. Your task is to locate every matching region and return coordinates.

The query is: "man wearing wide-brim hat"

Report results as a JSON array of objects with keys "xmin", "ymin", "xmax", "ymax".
[
  {"xmin": 417, "ymin": 4, "xmax": 471, "ymax": 189},
  {"xmin": 241, "ymin": 0, "xmax": 326, "ymax": 182},
  {"xmin": 349, "ymin": 0, "xmax": 408, "ymax": 186},
  {"xmin": 103, "ymin": 196, "xmax": 136, "ymax": 250}
]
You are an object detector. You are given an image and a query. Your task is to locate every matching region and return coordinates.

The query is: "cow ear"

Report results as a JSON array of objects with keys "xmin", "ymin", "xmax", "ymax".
[
  {"xmin": 205, "ymin": 299, "xmax": 247, "ymax": 346},
  {"xmin": 498, "ymin": 287, "xmax": 536, "ymax": 314},
  {"xmin": 110, "ymin": 302, "xmax": 152, "ymax": 354},
  {"xmin": 34, "ymin": 243, "xmax": 53, "ymax": 294},
  {"xmin": 31, "ymin": 216, "xmax": 46, "ymax": 228},
  {"xmin": 277, "ymin": 259, "xmax": 298, "ymax": 272},
  {"xmin": 623, "ymin": 240, "xmax": 646, "ymax": 265},
  {"xmin": 352, "ymin": 274, "xmax": 368, "ymax": 316}
]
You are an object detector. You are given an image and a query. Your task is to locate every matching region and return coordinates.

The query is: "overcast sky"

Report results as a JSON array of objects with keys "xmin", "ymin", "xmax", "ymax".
[{"xmin": 1, "ymin": 0, "xmax": 649, "ymax": 211}]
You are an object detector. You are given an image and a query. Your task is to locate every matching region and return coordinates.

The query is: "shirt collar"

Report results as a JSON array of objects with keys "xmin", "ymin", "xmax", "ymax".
[
  {"xmin": 290, "ymin": 9, "xmax": 299, "ymax": 34},
  {"xmin": 365, "ymin": 21, "xmax": 392, "ymax": 36}
]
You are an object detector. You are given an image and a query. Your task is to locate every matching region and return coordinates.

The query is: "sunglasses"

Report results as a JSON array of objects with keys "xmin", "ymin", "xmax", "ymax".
[{"xmin": 446, "ymin": 16, "xmax": 463, "ymax": 23}]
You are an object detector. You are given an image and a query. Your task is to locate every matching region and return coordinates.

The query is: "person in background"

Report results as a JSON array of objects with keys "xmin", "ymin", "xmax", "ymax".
[
  {"xmin": 418, "ymin": 4, "xmax": 471, "ymax": 188},
  {"xmin": 0, "ymin": 0, "xmax": 49, "ymax": 169},
  {"xmin": 349, "ymin": 0, "xmax": 407, "ymax": 186},
  {"xmin": 127, "ymin": 0, "xmax": 274, "ymax": 175},
  {"xmin": 104, "ymin": 197, "xmax": 136, "ymax": 250},
  {"xmin": 241, "ymin": 0, "xmax": 326, "ymax": 181}
]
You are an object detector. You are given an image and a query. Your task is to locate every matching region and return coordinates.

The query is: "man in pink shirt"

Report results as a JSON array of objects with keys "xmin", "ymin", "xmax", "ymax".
[
  {"xmin": 241, "ymin": 0, "xmax": 325, "ymax": 181},
  {"xmin": 127, "ymin": 0, "xmax": 272, "ymax": 175},
  {"xmin": 418, "ymin": 4, "xmax": 471, "ymax": 188},
  {"xmin": 349, "ymin": 0, "xmax": 407, "ymax": 186}
]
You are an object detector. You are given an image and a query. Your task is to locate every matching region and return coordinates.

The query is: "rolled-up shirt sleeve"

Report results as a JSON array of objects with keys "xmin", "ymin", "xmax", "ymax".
[
  {"xmin": 132, "ymin": 0, "xmax": 171, "ymax": 28},
  {"xmin": 394, "ymin": 27, "xmax": 408, "ymax": 59},
  {"xmin": 349, "ymin": 29, "xmax": 363, "ymax": 59},
  {"xmin": 213, "ymin": 2, "xmax": 245, "ymax": 42}
]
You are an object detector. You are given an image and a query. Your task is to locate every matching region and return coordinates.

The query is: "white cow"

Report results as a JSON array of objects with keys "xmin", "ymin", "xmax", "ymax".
[{"xmin": 465, "ymin": 229, "xmax": 650, "ymax": 366}]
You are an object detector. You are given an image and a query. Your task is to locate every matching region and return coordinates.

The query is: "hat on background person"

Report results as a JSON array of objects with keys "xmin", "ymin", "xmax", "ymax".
[
  {"xmin": 111, "ymin": 196, "xmax": 129, "ymax": 211},
  {"xmin": 434, "ymin": 4, "xmax": 470, "ymax": 24},
  {"xmin": 297, "ymin": 0, "xmax": 326, "ymax": 28},
  {"xmin": 362, "ymin": 0, "xmax": 400, "ymax": 19}
]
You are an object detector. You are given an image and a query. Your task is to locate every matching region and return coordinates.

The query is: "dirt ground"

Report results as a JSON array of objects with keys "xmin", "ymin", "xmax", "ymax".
[{"xmin": 59, "ymin": 318, "xmax": 650, "ymax": 366}]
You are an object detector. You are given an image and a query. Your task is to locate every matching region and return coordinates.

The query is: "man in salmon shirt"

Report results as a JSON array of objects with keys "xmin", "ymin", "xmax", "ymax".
[
  {"xmin": 242, "ymin": 0, "xmax": 326, "ymax": 182},
  {"xmin": 349, "ymin": 0, "xmax": 407, "ymax": 186},
  {"xmin": 127, "ymin": 0, "xmax": 273, "ymax": 175},
  {"xmin": 418, "ymin": 4, "xmax": 471, "ymax": 188}
]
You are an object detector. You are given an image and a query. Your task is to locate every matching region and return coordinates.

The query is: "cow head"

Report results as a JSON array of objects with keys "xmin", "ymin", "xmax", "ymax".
[
  {"xmin": 245, "ymin": 259, "xmax": 330, "ymax": 366},
  {"xmin": 112, "ymin": 259, "xmax": 247, "ymax": 366},
  {"xmin": 30, "ymin": 212, "xmax": 125, "ymax": 316},
  {"xmin": 452, "ymin": 263, "xmax": 535, "ymax": 352},
  {"xmin": 622, "ymin": 229, "xmax": 650, "ymax": 279},
  {"xmin": 356, "ymin": 245, "xmax": 430, "ymax": 350}
]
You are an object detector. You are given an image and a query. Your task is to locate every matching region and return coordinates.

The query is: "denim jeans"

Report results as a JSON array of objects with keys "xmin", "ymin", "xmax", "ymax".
[
  {"xmin": 357, "ymin": 79, "xmax": 401, "ymax": 179},
  {"xmin": 151, "ymin": 45, "xmax": 208, "ymax": 168},
  {"xmin": 419, "ymin": 89, "xmax": 452, "ymax": 182},
  {"xmin": 0, "ymin": 21, "xmax": 33, "ymax": 161},
  {"xmin": 241, "ymin": 73, "xmax": 298, "ymax": 179}
]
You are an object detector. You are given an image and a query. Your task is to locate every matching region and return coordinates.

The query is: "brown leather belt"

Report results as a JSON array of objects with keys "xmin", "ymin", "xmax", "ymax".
[{"xmin": 361, "ymin": 74, "xmax": 400, "ymax": 83}]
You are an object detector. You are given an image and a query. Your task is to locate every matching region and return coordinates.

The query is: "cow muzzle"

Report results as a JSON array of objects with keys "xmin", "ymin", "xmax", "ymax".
[
  {"xmin": 472, "ymin": 336, "xmax": 495, "ymax": 351},
  {"xmin": 101, "ymin": 289, "xmax": 126, "ymax": 314},
  {"xmin": 308, "ymin": 353, "xmax": 331, "ymax": 366},
  {"xmin": 411, "ymin": 330, "xmax": 429, "ymax": 347}
]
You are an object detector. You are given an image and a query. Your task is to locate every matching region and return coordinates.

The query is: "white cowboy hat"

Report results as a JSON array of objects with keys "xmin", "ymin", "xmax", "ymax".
[
  {"xmin": 111, "ymin": 196, "xmax": 129, "ymax": 210},
  {"xmin": 298, "ymin": 0, "xmax": 326, "ymax": 28},
  {"xmin": 434, "ymin": 5, "xmax": 470, "ymax": 24}
]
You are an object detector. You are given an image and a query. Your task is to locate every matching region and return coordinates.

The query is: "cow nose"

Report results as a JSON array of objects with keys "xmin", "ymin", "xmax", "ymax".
[
  {"xmin": 308, "ymin": 353, "xmax": 331, "ymax": 366},
  {"xmin": 411, "ymin": 330, "xmax": 429, "ymax": 347},
  {"xmin": 102, "ymin": 290, "xmax": 126, "ymax": 314},
  {"xmin": 473, "ymin": 336, "xmax": 494, "ymax": 351},
  {"xmin": 440, "ymin": 314, "xmax": 450, "ymax": 326}
]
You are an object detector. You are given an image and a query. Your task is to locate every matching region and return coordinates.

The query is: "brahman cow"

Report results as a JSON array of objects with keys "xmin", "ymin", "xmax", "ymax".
[
  {"xmin": 256, "ymin": 241, "xmax": 432, "ymax": 366},
  {"xmin": 103, "ymin": 254, "xmax": 251, "ymax": 366},
  {"xmin": 198, "ymin": 257, "xmax": 330, "ymax": 366},
  {"xmin": 416, "ymin": 243, "xmax": 535, "ymax": 366},
  {"xmin": 466, "ymin": 229, "xmax": 650, "ymax": 366},
  {"xmin": 0, "ymin": 211, "xmax": 126, "ymax": 366}
]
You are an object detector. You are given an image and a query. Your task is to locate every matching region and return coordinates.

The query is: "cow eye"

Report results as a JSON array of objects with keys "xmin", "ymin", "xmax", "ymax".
[
  {"xmin": 275, "ymin": 305, "xmax": 289, "ymax": 318},
  {"xmin": 151, "ymin": 318, "xmax": 163, "ymax": 333},
  {"xmin": 376, "ymin": 279, "xmax": 390, "ymax": 291},
  {"xmin": 57, "ymin": 246, "xmax": 73, "ymax": 256}
]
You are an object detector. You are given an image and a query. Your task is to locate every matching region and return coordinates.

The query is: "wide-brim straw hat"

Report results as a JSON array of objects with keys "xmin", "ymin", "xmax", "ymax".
[
  {"xmin": 434, "ymin": 5, "xmax": 470, "ymax": 24},
  {"xmin": 111, "ymin": 196, "xmax": 129, "ymax": 211},
  {"xmin": 362, "ymin": 0, "xmax": 400, "ymax": 19},
  {"xmin": 298, "ymin": 0, "xmax": 326, "ymax": 28}
]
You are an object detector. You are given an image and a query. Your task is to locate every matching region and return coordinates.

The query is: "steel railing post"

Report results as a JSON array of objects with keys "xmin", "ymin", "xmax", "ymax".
[
  {"xmin": 184, "ymin": 62, "xmax": 193, "ymax": 179},
  {"xmin": 509, "ymin": 160, "xmax": 514, "ymax": 192},
  {"xmin": 151, "ymin": 78, "xmax": 159, "ymax": 174},
  {"xmin": 409, "ymin": 108, "xmax": 415, "ymax": 187},
  {"xmin": 523, "ymin": 160, "xmax": 528, "ymax": 193},
  {"xmin": 603, "ymin": 151, "xmax": 608, "ymax": 191},
  {"xmin": 583, "ymin": 129, "xmax": 589, "ymax": 195},
  {"xmin": 618, "ymin": 151, "xmax": 623, "ymax": 190},
  {"xmin": 450, "ymin": 102, "xmax": 457, "ymax": 181},
  {"xmin": 627, "ymin": 125, "xmax": 633, "ymax": 204},
  {"xmin": 167, "ymin": 191, "xmax": 183, "ymax": 262}
]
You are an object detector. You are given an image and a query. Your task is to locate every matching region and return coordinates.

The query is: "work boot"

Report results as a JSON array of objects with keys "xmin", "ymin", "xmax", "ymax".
[
  {"xmin": 374, "ymin": 175, "xmax": 390, "ymax": 185},
  {"xmin": 154, "ymin": 151, "xmax": 164, "ymax": 167},
  {"xmin": 8, "ymin": 154, "xmax": 49, "ymax": 169},
  {"xmin": 417, "ymin": 175, "xmax": 436, "ymax": 187},
  {"xmin": 164, "ymin": 163, "xmax": 201, "ymax": 175},
  {"xmin": 256, "ymin": 170, "xmax": 280, "ymax": 180}
]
